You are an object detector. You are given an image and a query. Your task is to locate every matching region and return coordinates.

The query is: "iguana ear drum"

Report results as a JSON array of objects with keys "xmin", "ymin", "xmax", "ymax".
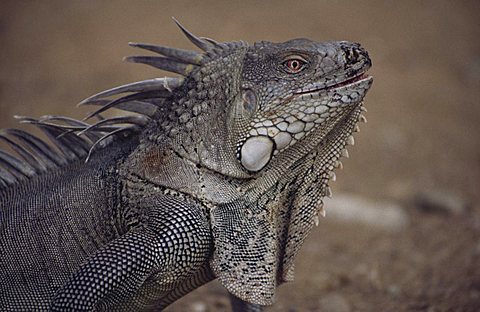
[
  {"xmin": 242, "ymin": 89, "xmax": 257, "ymax": 112},
  {"xmin": 240, "ymin": 136, "xmax": 274, "ymax": 172}
]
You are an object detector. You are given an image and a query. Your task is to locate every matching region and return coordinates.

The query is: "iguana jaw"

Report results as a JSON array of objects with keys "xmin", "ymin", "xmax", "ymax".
[{"xmin": 238, "ymin": 73, "xmax": 372, "ymax": 174}]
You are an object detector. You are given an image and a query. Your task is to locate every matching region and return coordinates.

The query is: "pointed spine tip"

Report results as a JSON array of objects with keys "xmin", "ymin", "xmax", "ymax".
[
  {"xmin": 318, "ymin": 203, "xmax": 326, "ymax": 217},
  {"xmin": 326, "ymin": 186, "xmax": 333, "ymax": 198},
  {"xmin": 347, "ymin": 135, "xmax": 355, "ymax": 146},
  {"xmin": 329, "ymin": 171, "xmax": 337, "ymax": 182},
  {"xmin": 172, "ymin": 17, "xmax": 214, "ymax": 52},
  {"xmin": 335, "ymin": 160, "xmax": 343, "ymax": 170}
]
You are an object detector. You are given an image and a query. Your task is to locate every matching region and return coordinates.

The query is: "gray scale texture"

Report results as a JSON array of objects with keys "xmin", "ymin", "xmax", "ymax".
[{"xmin": 0, "ymin": 21, "xmax": 372, "ymax": 311}]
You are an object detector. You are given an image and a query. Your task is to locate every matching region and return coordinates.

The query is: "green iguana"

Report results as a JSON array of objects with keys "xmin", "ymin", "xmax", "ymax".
[{"xmin": 0, "ymin": 19, "xmax": 372, "ymax": 311}]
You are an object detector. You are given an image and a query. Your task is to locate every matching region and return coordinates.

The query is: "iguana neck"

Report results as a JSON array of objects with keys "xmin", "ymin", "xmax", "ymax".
[{"xmin": 143, "ymin": 47, "xmax": 251, "ymax": 179}]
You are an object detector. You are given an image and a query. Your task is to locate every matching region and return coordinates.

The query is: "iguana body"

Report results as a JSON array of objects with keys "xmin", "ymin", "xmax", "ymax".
[{"xmin": 0, "ymin": 20, "xmax": 372, "ymax": 311}]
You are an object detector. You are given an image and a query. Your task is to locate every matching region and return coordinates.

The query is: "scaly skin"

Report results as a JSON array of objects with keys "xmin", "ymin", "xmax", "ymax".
[{"xmin": 0, "ymin": 21, "xmax": 372, "ymax": 311}]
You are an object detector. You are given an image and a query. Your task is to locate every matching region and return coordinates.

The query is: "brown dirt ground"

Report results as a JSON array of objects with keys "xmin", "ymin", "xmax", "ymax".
[{"xmin": 1, "ymin": 1, "xmax": 479, "ymax": 311}]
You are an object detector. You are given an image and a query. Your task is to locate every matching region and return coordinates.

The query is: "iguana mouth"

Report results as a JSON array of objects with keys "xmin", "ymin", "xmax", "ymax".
[
  {"xmin": 294, "ymin": 71, "xmax": 372, "ymax": 95},
  {"xmin": 331, "ymin": 72, "xmax": 371, "ymax": 89}
]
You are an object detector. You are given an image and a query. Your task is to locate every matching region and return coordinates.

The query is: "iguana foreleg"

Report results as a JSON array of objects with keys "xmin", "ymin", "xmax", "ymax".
[{"xmin": 51, "ymin": 195, "xmax": 212, "ymax": 311}]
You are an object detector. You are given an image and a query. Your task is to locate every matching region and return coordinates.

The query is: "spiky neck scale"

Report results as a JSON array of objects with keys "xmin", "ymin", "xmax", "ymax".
[{"xmin": 145, "ymin": 43, "xmax": 251, "ymax": 178}]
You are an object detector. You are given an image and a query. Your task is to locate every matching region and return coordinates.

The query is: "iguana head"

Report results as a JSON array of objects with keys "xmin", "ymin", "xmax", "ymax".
[
  {"xmin": 233, "ymin": 39, "xmax": 372, "ymax": 173},
  {"xmin": 78, "ymin": 20, "xmax": 372, "ymax": 306}
]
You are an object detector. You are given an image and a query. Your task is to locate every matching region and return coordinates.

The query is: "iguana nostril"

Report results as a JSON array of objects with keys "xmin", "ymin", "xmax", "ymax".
[{"xmin": 345, "ymin": 47, "xmax": 360, "ymax": 64}]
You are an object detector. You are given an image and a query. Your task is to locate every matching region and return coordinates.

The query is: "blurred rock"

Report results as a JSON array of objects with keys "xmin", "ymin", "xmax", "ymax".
[
  {"xmin": 319, "ymin": 293, "xmax": 351, "ymax": 312},
  {"xmin": 189, "ymin": 301, "xmax": 207, "ymax": 312},
  {"xmin": 414, "ymin": 190, "xmax": 469, "ymax": 215},
  {"xmin": 325, "ymin": 193, "xmax": 409, "ymax": 232},
  {"xmin": 387, "ymin": 284, "xmax": 401, "ymax": 297},
  {"xmin": 386, "ymin": 179, "xmax": 415, "ymax": 201}
]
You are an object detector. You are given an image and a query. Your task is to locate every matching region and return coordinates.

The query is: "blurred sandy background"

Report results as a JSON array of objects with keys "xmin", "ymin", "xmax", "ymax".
[{"xmin": 0, "ymin": 1, "xmax": 479, "ymax": 311}]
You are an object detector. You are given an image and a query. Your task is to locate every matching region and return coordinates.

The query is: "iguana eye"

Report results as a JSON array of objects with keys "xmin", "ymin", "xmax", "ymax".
[{"xmin": 283, "ymin": 57, "xmax": 307, "ymax": 73}]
